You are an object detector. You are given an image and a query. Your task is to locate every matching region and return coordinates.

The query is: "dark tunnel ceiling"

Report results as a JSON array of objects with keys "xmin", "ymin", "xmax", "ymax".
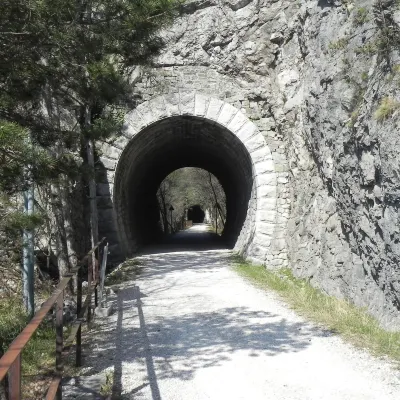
[{"xmin": 114, "ymin": 116, "xmax": 254, "ymax": 248}]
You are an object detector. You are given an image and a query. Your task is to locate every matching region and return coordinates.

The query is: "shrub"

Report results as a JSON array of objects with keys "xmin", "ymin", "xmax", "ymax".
[
  {"xmin": 374, "ymin": 97, "xmax": 400, "ymax": 121},
  {"xmin": 353, "ymin": 7, "xmax": 369, "ymax": 26}
]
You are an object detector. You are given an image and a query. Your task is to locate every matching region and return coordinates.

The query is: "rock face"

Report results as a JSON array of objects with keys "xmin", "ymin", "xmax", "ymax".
[{"xmin": 98, "ymin": 0, "xmax": 400, "ymax": 329}]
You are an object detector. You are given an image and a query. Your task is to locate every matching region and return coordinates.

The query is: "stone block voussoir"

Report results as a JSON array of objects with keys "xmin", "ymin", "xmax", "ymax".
[
  {"xmin": 257, "ymin": 184, "xmax": 276, "ymax": 199},
  {"xmin": 120, "ymin": 121, "xmax": 137, "ymax": 140},
  {"xmin": 217, "ymin": 103, "xmax": 239, "ymax": 127},
  {"xmin": 257, "ymin": 210, "xmax": 276, "ymax": 223},
  {"xmin": 125, "ymin": 111, "xmax": 145, "ymax": 136},
  {"xmin": 245, "ymin": 134, "xmax": 266, "ymax": 153},
  {"xmin": 100, "ymin": 144, "xmax": 122, "ymax": 161},
  {"xmin": 206, "ymin": 98, "xmax": 224, "ymax": 121},
  {"xmin": 257, "ymin": 222, "xmax": 275, "ymax": 236},
  {"xmin": 251, "ymin": 147, "xmax": 270, "ymax": 164},
  {"xmin": 136, "ymin": 102, "xmax": 155, "ymax": 127},
  {"xmin": 97, "ymin": 183, "xmax": 113, "ymax": 197},
  {"xmin": 149, "ymin": 96, "xmax": 169, "ymax": 121},
  {"xmin": 163, "ymin": 92, "xmax": 181, "ymax": 116},
  {"xmin": 254, "ymin": 159, "xmax": 275, "ymax": 175},
  {"xmin": 179, "ymin": 90, "xmax": 196, "ymax": 115},
  {"xmin": 255, "ymin": 173, "xmax": 276, "ymax": 187},
  {"xmin": 227, "ymin": 111, "xmax": 249, "ymax": 133},
  {"xmin": 99, "ymin": 156, "xmax": 117, "ymax": 171},
  {"xmin": 106, "ymin": 170, "xmax": 115, "ymax": 184},
  {"xmin": 194, "ymin": 93, "xmax": 211, "ymax": 118},
  {"xmin": 236, "ymin": 121, "xmax": 258, "ymax": 143},
  {"xmin": 112, "ymin": 135, "xmax": 129, "ymax": 150},
  {"xmin": 257, "ymin": 197, "xmax": 277, "ymax": 210}
]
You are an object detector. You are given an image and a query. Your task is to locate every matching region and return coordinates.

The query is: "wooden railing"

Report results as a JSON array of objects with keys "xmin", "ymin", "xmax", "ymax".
[{"xmin": 0, "ymin": 238, "xmax": 107, "ymax": 400}]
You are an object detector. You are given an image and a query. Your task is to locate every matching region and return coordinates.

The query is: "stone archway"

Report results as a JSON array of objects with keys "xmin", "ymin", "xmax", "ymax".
[{"xmin": 98, "ymin": 92, "xmax": 277, "ymax": 265}]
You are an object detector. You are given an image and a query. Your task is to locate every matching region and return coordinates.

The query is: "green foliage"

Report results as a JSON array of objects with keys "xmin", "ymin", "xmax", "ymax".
[
  {"xmin": 100, "ymin": 371, "xmax": 114, "ymax": 396},
  {"xmin": 0, "ymin": 296, "xmax": 57, "ymax": 398},
  {"xmin": 353, "ymin": 7, "xmax": 369, "ymax": 26},
  {"xmin": 0, "ymin": 298, "xmax": 28, "ymax": 353},
  {"xmin": 355, "ymin": 41, "xmax": 378, "ymax": 56},
  {"xmin": 4, "ymin": 211, "xmax": 43, "ymax": 232},
  {"xmin": 233, "ymin": 257, "xmax": 400, "ymax": 363},
  {"xmin": 0, "ymin": 0, "xmax": 181, "ymax": 156},
  {"xmin": 0, "ymin": 297, "xmax": 56, "ymax": 373},
  {"xmin": 0, "ymin": 121, "xmax": 56, "ymax": 194},
  {"xmin": 374, "ymin": 97, "xmax": 400, "ymax": 121},
  {"xmin": 328, "ymin": 37, "xmax": 350, "ymax": 52},
  {"xmin": 360, "ymin": 71, "xmax": 369, "ymax": 82},
  {"xmin": 0, "ymin": 0, "xmax": 180, "ymax": 281},
  {"xmin": 347, "ymin": 109, "xmax": 360, "ymax": 128},
  {"xmin": 105, "ymin": 259, "xmax": 141, "ymax": 286}
]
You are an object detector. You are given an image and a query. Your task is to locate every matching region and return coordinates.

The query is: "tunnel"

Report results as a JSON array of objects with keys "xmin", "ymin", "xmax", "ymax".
[
  {"xmin": 113, "ymin": 115, "xmax": 254, "ymax": 253},
  {"xmin": 188, "ymin": 205, "xmax": 206, "ymax": 224}
]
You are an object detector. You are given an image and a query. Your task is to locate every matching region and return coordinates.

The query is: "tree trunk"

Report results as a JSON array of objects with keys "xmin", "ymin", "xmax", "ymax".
[
  {"xmin": 84, "ymin": 106, "xmax": 99, "ymax": 281},
  {"xmin": 208, "ymin": 172, "xmax": 225, "ymax": 227},
  {"xmin": 50, "ymin": 182, "xmax": 70, "ymax": 278}
]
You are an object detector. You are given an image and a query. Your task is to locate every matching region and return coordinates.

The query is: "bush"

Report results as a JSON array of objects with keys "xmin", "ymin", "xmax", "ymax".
[
  {"xmin": 353, "ymin": 7, "xmax": 369, "ymax": 26},
  {"xmin": 374, "ymin": 97, "xmax": 400, "ymax": 121}
]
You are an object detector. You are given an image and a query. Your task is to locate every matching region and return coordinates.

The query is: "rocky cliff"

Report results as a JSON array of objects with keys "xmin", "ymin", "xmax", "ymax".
[{"xmin": 128, "ymin": 0, "xmax": 400, "ymax": 328}]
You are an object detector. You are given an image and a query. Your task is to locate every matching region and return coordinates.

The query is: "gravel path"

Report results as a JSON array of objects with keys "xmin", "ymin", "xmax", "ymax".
[{"xmin": 70, "ymin": 225, "xmax": 400, "ymax": 399}]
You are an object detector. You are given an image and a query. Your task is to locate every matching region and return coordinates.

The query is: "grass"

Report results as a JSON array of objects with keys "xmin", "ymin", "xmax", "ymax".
[
  {"xmin": 100, "ymin": 370, "xmax": 114, "ymax": 397},
  {"xmin": 0, "ymin": 297, "xmax": 57, "ymax": 397},
  {"xmin": 374, "ymin": 97, "xmax": 400, "ymax": 122},
  {"xmin": 328, "ymin": 37, "xmax": 349, "ymax": 52},
  {"xmin": 353, "ymin": 7, "xmax": 369, "ymax": 26},
  {"xmin": 232, "ymin": 255, "xmax": 400, "ymax": 364},
  {"xmin": 105, "ymin": 258, "xmax": 141, "ymax": 286}
]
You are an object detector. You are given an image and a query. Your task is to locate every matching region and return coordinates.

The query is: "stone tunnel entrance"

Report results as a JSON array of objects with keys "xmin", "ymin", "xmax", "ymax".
[
  {"xmin": 98, "ymin": 94, "xmax": 278, "ymax": 265},
  {"xmin": 115, "ymin": 116, "xmax": 253, "ymax": 250},
  {"xmin": 187, "ymin": 206, "xmax": 205, "ymax": 224}
]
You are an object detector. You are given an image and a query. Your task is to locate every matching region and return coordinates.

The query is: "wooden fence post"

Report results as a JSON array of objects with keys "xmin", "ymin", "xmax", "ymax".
[{"xmin": 8, "ymin": 354, "xmax": 21, "ymax": 400}]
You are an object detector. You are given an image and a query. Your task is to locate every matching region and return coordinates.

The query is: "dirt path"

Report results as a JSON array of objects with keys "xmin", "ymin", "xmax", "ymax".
[{"xmin": 66, "ymin": 224, "xmax": 400, "ymax": 399}]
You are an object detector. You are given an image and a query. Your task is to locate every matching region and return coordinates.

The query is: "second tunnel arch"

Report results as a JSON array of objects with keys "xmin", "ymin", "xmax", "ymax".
[{"xmin": 99, "ymin": 92, "xmax": 279, "ymax": 265}]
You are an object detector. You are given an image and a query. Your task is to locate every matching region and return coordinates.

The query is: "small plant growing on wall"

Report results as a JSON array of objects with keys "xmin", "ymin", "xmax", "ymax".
[
  {"xmin": 374, "ymin": 97, "xmax": 400, "ymax": 121},
  {"xmin": 353, "ymin": 7, "xmax": 370, "ymax": 26},
  {"xmin": 328, "ymin": 37, "xmax": 350, "ymax": 52}
]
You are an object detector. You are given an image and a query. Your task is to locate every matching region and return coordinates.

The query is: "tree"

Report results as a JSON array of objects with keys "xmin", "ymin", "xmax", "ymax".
[{"xmin": 0, "ymin": 0, "xmax": 181, "ymax": 306}]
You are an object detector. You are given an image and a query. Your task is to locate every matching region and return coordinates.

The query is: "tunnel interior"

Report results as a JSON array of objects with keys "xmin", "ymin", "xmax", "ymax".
[
  {"xmin": 188, "ymin": 205, "xmax": 205, "ymax": 224},
  {"xmin": 114, "ymin": 116, "xmax": 254, "ymax": 252}
]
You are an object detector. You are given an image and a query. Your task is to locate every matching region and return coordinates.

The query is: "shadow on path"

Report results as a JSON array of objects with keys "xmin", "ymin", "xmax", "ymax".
[
  {"xmin": 142, "ymin": 224, "xmax": 226, "ymax": 255},
  {"xmin": 68, "ymin": 226, "xmax": 320, "ymax": 399},
  {"xmin": 89, "ymin": 282, "xmax": 319, "ymax": 398}
]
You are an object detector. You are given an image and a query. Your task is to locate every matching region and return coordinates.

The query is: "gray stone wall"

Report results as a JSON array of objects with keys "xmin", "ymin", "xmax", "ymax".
[{"xmin": 97, "ymin": 0, "xmax": 400, "ymax": 328}]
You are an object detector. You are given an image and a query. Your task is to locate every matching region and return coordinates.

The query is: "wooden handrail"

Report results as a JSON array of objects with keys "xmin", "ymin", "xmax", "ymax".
[{"xmin": 0, "ymin": 238, "xmax": 107, "ymax": 400}]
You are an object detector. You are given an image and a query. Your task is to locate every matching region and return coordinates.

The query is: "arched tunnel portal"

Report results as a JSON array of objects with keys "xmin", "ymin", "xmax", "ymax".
[
  {"xmin": 115, "ymin": 116, "xmax": 253, "ymax": 248},
  {"xmin": 99, "ymin": 94, "xmax": 278, "ymax": 264}
]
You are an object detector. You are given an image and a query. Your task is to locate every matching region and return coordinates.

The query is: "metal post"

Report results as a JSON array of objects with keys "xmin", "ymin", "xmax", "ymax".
[
  {"xmin": 55, "ymin": 292, "xmax": 63, "ymax": 400},
  {"xmin": 87, "ymin": 262, "xmax": 92, "ymax": 328},
  {"xmin": 169, "ymin": 205, "xmax": 174, "ymax": 234},
  {"xmin": 76, "ymin": 268, "xmax": 82, "ymax": 367},
  {"xmin": 22, "ymin": 184, "xmax": 35, "ymax": 317},
  {"xmin": 215, "ymin": 204, "xmax": 218, "ymax": 234},
  {"xmin": 98, "ymin": 243, "xmax": 109, "ymax": 308}
]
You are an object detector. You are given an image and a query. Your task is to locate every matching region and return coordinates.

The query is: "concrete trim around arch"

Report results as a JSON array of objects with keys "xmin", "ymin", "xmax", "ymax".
[{"xmin": 98, "ymin": 91, "xmax": 278, "ymax": 265}]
